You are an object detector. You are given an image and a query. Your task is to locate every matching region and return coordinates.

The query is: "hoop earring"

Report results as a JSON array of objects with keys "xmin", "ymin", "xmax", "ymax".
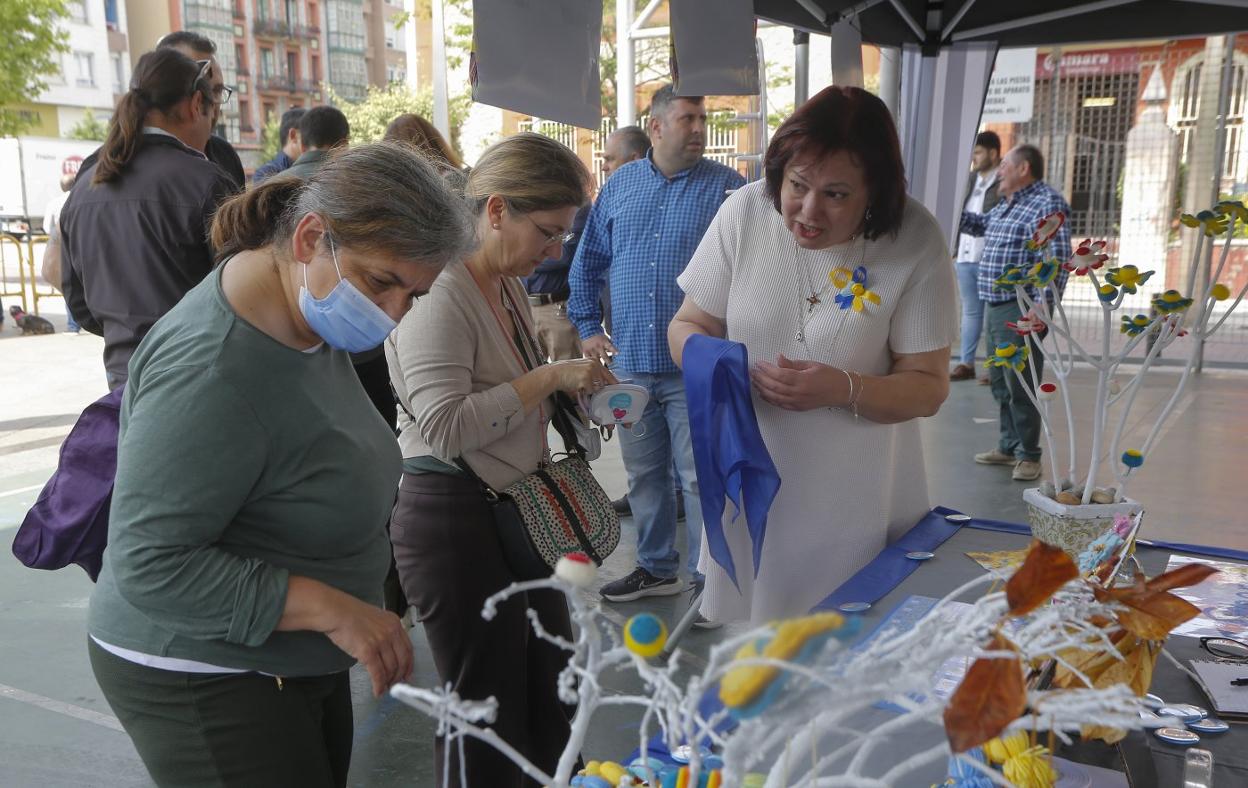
[
  {"xmin": 492, "ymin": 223, "xmax": 500, "ymax": 230},
  {"xmin": 864, "ymin": 208, "xmax": 873, "ymax": 224}
]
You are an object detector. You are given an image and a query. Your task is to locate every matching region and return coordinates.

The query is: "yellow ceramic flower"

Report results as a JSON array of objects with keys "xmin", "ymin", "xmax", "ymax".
[
  {"xmin": 1104, "ymin": 265, "xmax": 1153, "ymax": 295},
  {"xmin": 1211, "ymin": 283, "xmax": 1231, "ymax": 301},
  {"xmin": 1180, "ymin": 210, "xmax": 1229, "ymax": 237}
]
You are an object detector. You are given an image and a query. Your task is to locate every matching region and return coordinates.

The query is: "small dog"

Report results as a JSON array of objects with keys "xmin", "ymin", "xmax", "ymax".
[{"xmin": 8, "ymin": 306, "xmax": 56, "ymax": 335}]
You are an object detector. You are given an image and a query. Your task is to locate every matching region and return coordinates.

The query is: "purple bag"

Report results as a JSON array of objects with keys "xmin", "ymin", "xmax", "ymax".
[{"xmin": 11, "ymin": 386, "xmax": 123, "ymax": 581}]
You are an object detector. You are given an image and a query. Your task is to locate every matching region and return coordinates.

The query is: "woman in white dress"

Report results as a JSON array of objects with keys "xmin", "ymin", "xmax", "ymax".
[{"xmin": 669, "ymin": 86, "xmax": 958, "ymax": 625}]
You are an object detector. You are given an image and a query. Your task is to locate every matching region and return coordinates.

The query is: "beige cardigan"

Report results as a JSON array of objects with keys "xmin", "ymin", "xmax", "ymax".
[{"xmin": 386, "ymin": 260, "xmax": 549, "ymax": 491}]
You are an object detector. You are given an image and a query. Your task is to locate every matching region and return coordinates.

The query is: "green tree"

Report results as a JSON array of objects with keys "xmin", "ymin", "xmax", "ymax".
[
  {"xmin": 66, "ymin": 109, "xmax": 107, "ymax": 141},
  {"xmin": 324, "ymin": 82, "xmax": 470, "ymax": 151},
  {"xmin": 259, "ymin": 113, "xmax": 282, "ymax": 162},
  {"xmin": 0, "ymin": 0, "xmax": 70, "ymax": 137}
]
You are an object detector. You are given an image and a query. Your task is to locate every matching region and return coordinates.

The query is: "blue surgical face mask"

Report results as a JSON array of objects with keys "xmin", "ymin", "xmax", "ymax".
[{"xmin": 298, "ymin": 236, "xmax": 397, "ymax": 353}]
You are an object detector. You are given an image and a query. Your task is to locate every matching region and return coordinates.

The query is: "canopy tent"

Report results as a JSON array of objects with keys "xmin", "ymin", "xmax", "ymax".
[{"xmin": 749, "ymin": 0, "xmax": 1248, "ymax": 244}]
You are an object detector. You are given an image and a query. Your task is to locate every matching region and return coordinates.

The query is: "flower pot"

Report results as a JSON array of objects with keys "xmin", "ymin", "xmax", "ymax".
[{"xmin": 1023, "ymin": 487, "xmax": 1143, "ymax": 560}]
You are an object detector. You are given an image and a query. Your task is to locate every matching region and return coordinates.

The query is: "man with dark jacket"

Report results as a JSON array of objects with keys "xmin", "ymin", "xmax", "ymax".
[
  {"xmin": 284, "ymin": 106, "xmax": 350, "ymax": 180},
  {"xmin": 157, "ymin": 32, "xmax": 246, "ymax": 190},
  {"xmin": 950, "ymin": 131, "xmax": 1003, "ymax": 382},
  {"xmin": 61, "ymin": 48, "xmax": 236, "ymax": 388},
  {"xmin": 252, "ymin": 108, "xmax": 306, "ymax": 185}
]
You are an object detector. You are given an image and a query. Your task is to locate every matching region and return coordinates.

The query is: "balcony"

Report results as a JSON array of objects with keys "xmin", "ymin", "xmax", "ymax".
[
  {"xmin": 295, "ymin": 79, "xmax": 320, "ymax": 93},
  {"xmin": 253, "ymin": 18, "xmax": 292, "ymax": 38},
  {"xmin": 293, "ymin": 24, "xmax": 321, "ymax": 40},
  {"xmin": 256, "ymin": 73, "xmax": 296, "ymax": 92},
  {"xmin": 236, "ymin": 65, "xmax": 250, "ymax": 77}
]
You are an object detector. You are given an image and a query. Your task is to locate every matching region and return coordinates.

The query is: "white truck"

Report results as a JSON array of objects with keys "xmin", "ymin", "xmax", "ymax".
[{"xmin": 0, "ymin": 136, "xmax": 101, "ymax": 233}]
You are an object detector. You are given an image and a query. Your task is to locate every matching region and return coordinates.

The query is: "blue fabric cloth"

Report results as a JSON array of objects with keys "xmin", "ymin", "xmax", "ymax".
[
  {"xmin": 960, "ymin": 180, "xmax": 1073, "ymax": 304},
  {"xmin": 681, "ymin": 335, "xmax": 781, "ymax": 589},
  {"xmin": 524, "ymin": 204, "xmax": 589, "ymax": 299},
  {"xmin": 252, "ymin": 151, "xmax": 294, "ymax": 185},
  {"xmin": 568, "ymin": 153, "xmax": 744, "ymax": 375}
]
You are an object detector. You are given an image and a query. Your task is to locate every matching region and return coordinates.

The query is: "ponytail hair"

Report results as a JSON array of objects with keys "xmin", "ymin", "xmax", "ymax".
[
  {"xmin": 94, "ymin": 49, "xmax": 206, "ymax": 185},
  {"xmin": 210, "ymin": 141, "xmax": 477, "ymax": 270}
]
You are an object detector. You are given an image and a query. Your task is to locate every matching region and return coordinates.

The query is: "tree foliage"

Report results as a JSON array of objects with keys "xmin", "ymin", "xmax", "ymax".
[
  {"xmin": 324, "ymin": 81, "xmax": 470, "ymax": 151},
  {"xmin": 66, "ymin": 109, "xmax": 107, "ymax": 141},
  {"xmin": 0, "ymin": 0, "xmax": 70, "ymax": 137},
  {"xmin": 259, "ymin": 113, "xmax": 282, "ymax": 162}
]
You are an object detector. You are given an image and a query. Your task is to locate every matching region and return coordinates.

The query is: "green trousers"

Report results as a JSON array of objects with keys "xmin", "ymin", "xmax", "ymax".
[
  {"xmin": 985, "ymin": 299, "xmax": 1046, "ymax": 462},
  {"xmin": 89, "ymin": 638, "xmax": 353, "ymax": 787}
]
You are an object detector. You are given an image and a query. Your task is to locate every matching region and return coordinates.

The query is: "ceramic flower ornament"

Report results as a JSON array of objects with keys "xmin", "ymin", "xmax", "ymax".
[
  {"xmin": 1064, "ymin": 239, "xmax": 1109, "ymax": 276},
  {"xmin": 830, "ymin": 265, "xmax": 881, "ymax": 312},
  {"xmin": 1104, "ymin": 265, "xmax": 1153, "ymax": 295},
  {"xmin": 994, "ymin": 266, "xmax": 1027, "ymax": 290},
  {"xmin": 1006, "ymin": 310, "xmax": 1046, "ymax": 336},
  {"xmin": 1180, "ymin": 210, "xmax": 1229, "ymax": 237},
  {"xmin": 1027, "ymin": 211, "xmax": 1065, "ymax": 250},
  {"xmin": 1120, "ymin": 314, "xmax": 1151, "ymax": 336},
  {"xmin": 1151, "ymin": 290, "xmax": 1194, "ymax": 315},
  {"xmin": 1027, "ymin": 260, "xmax": 1062, "ymax": 287},
  {"xmin": 1097, "ymin": 284, "xmax": 1118, "ymax": 303},
  {"xmin": 1210, "ymin": 283, "xmax": 1232, "ymax": 301},
  {"xmin": 1215, "ymin": 200, "xmax": 1248, "ymax": 224},
  {"xmin": 986, "ymin": 342, "xmax": 1029, "ymax": 372}
]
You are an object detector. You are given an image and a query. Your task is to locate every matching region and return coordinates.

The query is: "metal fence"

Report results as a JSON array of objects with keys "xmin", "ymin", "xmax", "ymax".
[{"xmin": 992, "ymin": 36, "xmax": 1248, "ymax": 366}]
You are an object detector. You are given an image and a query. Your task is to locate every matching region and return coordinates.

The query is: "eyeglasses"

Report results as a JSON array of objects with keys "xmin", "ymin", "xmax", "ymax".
[
  {"xmin": 522, "ymin": 213, "xmax": 575, "ymax": 246},
  {"xmin": 191, "ymin": 59, "xmax": 234, "ymax": 105},
  {"xmin": 1200, "ymin": 636, "xmax": 1248, "ymax": 662}
]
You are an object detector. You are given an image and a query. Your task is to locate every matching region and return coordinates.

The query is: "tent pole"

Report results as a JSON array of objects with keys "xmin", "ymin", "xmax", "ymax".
[
  {"xmin": 794, "ymin": 30, "xmax": 810, "ymax": 105},
  {"xmin": 1196, "ymin": 33, "xmax": 1237, "ymax": 373},
  {"xmin": 617, "ymin": 0, "xmax": 635, "ymax": 127},
  {"xmin": 879, "ymin": 45, "xmax": 900, "ymax": 118}
]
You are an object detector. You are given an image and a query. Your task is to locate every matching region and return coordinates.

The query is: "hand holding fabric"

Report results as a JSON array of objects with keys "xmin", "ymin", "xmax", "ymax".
[{"xmin": 750, "ymin": 355, "xmax": 848, "ymax": 411}]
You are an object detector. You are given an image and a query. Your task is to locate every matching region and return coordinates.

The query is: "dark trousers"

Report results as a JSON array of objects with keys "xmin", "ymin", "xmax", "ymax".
[
  {"xmin": 89, "ymin": 639, "xmax": 352, "ymax": 787},
  {"xmin": 986, "ymin": 300, "xmax": 1045, "ymax": 462},
  {"xmin": 389, "ymin": 472, "xmax": 576, "ymax": 787}
]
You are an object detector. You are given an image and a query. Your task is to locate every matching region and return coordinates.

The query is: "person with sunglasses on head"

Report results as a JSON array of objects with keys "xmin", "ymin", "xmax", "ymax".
[
  {"xmin": 155, "ymin": 31, "xmax": 246, "ymax": 190},
  {"xmin": 87, "ymin": 141, "xmax": 476, "ymax": 787},
  {"xmin": 59, "ymin": 48, "xmax": 238, "ymax": 389}
]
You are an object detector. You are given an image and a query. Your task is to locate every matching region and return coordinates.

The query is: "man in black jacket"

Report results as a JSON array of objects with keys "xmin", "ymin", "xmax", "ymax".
[
  {"xmin": 61, "ymin": 48, "xmax": 237, "ymax": 388},
  {"xmin": 157, "ymin": 31, "xmax": 246, "ymax": 190}
]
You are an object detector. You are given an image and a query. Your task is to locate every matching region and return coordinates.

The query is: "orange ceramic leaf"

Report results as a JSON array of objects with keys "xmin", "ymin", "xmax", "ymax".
[
  {"xmin": 1111, "ymin": 589, "xmax": 1202, "ymax": 641},
  {"xmin": 1006, "ymin": 541, "xmax": 1079, "ymax": 616},
  {"xmin": 1142, "ymin": 562, "xmax": 1218, "ymax": 594},
  {"xmin": 944, "ymin": 635, "xmax": 1027, "ymax": 752}
]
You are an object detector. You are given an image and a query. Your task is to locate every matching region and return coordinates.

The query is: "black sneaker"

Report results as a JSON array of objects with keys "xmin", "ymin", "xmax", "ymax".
[
  {"xmin": 611, "ymin": 496, "xmax": 632, "ymax": 516},
  {"xmin": 600, "ymin": 567, "xmax": 682, "ymax": 602}
]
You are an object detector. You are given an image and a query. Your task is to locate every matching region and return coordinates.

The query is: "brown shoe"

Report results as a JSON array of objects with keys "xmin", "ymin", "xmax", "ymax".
[{"xmin": 950, "ymin": 363, "xmax": 975, "ymax": 381}]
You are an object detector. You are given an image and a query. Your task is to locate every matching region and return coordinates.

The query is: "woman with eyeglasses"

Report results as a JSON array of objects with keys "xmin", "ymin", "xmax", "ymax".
[
  {"xmin": 60, "ymin": 47, "xmax": 237, "ymax": 388},
  {"xmin": 386, "ymin": 133, "xmax": 613, "ymax": 786}
]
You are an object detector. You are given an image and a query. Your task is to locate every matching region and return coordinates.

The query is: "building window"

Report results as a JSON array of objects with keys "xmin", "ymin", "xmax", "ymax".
[
  {"xmin": 264, "ymin": 102, "xmax": 276, "ymax": 121},
  {"xmin": 261, "ymin": 48, "xmax": 276, "ymax": 78},
  {"xmin": 287, "ymin": 51, "xmax": 299, "ymax": 80},
  {"xmin": 111, "ymin": 52, "xmax": 125, "ymax": 94},
  {"xmin": 235, "ymin": 43, "xmax": 247, "ymax": 75},
  {"xmin": 104, "ymin": 0, "xmax": 120, "ymax": 30},
  {"xmin": 310, "ymin": 53, "xmax": 321, "ymax": 80},
  {"xmin": 74, "ymin": 52, "xmax": 95, "ymax": 88},
  {"xmin": 1169, "ymin": 51, "xmax": 1248, "ymax": 184},
  {"xmin": 239, "ymin": 98, "xmax": 251, "ymax": 129},
  {"xmin": 67, "ymin": 0, "xmax": 87, "ymax": 22}
]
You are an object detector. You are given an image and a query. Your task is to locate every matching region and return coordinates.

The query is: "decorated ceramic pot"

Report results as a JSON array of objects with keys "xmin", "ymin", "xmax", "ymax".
[{"xmin": 1023, "ymin": 487, "xmax": 1143, "ymax": 559}]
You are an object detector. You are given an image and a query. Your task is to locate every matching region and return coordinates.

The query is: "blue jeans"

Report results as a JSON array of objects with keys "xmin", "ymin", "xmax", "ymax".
[
  {"xmin": 955, "ymin": 262, "xmax": 984, "ymax": 365},
  {"xmin": 66, "ymin": 299, "xmax": 80, "ymax": 332},
  {"xmin": 615, "ymin": 371, "xmax": 703, "ymax": 580}
]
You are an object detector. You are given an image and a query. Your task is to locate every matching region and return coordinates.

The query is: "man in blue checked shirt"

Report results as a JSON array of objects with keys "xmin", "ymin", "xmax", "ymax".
[
  {"xmin": 960, "ymin": 144, "xmax": 1071, "ymax": 483},
  {"xmin": 569, "ymin": 85, "xmax": 744, "ymax": 607}
]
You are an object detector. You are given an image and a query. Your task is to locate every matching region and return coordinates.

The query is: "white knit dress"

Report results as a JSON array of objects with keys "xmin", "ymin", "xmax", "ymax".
[{"xmin": 677, "ymin": 180, "xmax": 958, "ymax": 625}]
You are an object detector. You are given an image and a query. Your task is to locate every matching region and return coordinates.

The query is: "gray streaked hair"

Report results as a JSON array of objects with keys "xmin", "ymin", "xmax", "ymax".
[
  {"xmin": 211, "ymin": 140, "xmax": 477, "ymax": 268},
  {"xmin": 648, "ymin": 83, "xmax": 704, "ymax": 121}
]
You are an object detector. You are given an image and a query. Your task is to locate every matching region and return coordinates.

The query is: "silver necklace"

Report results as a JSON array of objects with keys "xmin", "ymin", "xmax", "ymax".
[{"xmin": 794, "ymin": 233, "xmax": 865, "ymax": 344}]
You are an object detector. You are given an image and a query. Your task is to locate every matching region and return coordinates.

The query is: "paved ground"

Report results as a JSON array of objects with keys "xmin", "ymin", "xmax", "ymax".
[{"xmin": 2, "ymin": 304, "xmax": 1246, "ymax": 786}]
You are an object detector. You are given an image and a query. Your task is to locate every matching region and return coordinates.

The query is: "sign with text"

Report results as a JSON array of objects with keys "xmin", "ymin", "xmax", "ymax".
[{"xmin": 983, "ymin": 48, "xmax": 1037, "ymax": 124}]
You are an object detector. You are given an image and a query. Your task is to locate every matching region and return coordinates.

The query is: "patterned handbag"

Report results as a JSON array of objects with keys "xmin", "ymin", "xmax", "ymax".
[{"xmin": 458, "ymin": 398, "xmax": 620, "ymax": 580}]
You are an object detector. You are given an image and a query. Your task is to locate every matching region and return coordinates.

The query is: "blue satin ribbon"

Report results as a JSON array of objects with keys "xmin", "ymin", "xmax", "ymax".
[{"xmin": 682, "ymin": 335, "xmax": 781, "ymax": 589}]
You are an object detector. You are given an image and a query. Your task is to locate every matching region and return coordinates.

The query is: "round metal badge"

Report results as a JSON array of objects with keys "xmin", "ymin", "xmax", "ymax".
[
  {"xmin": 837, "ymin": 602, "xmax": 872, "ymax": 613},
  {"xmin": 1154, "ymin": 727, "xmax": 1200, "ymax": 745},
  {"xmin": 945, "ymin": 514, "xmax": 972, "ymax": 523},
  {"xmin": 905, "ymin": 551, "xmax": 936, "ymax": 561},
  {"xmin": 1158, "ymin": 704, "xmax": 1206, "ymax": 723},
  {"xmin": 1188, "ymin": 718, "xmax": 1230, "ymax": 734},
  {"xmin": 1142, "ymin": 693, "xmax": 1165, "ymax": 709}
]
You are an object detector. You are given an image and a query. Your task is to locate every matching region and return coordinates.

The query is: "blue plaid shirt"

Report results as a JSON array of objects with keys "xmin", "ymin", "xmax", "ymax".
[
  {"xmin": 568, "ymin": 154, "xmax": 744, "ymax": 374},
  {"xmin": 961, "ymin": 180, "xmax": 1072, "ymax": 304}
]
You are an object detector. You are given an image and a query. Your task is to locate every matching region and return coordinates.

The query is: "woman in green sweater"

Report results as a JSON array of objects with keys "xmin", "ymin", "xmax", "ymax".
[{"xmin": 86, "ymin": 141, "xmax": 476, "ymax": 787}]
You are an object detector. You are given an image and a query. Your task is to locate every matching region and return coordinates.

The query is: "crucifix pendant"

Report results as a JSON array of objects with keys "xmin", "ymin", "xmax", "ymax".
[{"xmin": 806, "ymin": 294, "xmax": 821, "ymax": 311}]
